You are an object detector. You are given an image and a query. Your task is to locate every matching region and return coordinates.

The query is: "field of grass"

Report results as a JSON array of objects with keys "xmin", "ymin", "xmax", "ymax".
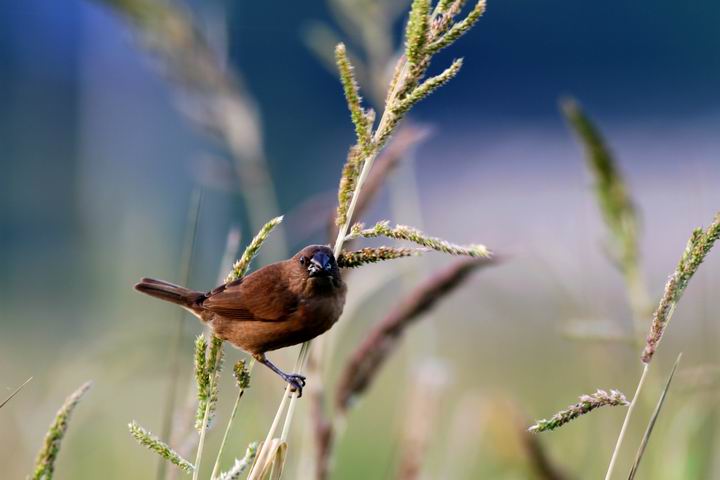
[{"xmin": 2, "ymin": 0, "xmax": 720, "ymax": 479}]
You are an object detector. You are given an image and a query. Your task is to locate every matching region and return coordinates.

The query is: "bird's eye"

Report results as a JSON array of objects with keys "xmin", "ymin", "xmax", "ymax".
[{"xmin": 299, "ymin": 257, "xmax": 306, "ymax": 265}]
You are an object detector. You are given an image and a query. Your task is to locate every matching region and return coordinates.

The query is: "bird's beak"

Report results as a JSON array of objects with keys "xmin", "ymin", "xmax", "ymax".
[{"xmin": 308, "ymin": 251, "xmax": 332, "ymax": 277}]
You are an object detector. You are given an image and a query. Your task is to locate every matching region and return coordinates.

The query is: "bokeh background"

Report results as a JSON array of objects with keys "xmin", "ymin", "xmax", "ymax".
[{"xmin": 2, "ymin": 0, "xmax": 720, "ymax": 478}]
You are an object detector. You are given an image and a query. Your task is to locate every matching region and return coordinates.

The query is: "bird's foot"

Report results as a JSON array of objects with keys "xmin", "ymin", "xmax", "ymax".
[{"xmin": 281, "ymin": 373, "xmax": 306, "ymax": 397}]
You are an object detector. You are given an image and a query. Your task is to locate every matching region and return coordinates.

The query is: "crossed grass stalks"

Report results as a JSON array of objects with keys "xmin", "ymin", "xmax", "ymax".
[
  {"xmin": 118, "ymin": 1, "xmax": 492, "ymax": 479},
  {"xmin": 528, "ymin": 99, "xmax": 720, "ymax": 480}
]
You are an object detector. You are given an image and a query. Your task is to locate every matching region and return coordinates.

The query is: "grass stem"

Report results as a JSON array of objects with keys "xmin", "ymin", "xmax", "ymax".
[
  {"xmin": 210, "ymin": 360, "xmax": 255, "ymax": 480},
  {"xmin": 193, "ymin": 361, "xmax": 218, "ymax": 480},
  {"xmin": 604, "ymin": 364, "xmax": 649, "ymax": 480}
]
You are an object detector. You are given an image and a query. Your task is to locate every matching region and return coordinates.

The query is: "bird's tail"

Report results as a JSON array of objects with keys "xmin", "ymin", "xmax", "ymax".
[{"xmin": 134, "ymin": 278, "xmax": 206, "ymax": 310}]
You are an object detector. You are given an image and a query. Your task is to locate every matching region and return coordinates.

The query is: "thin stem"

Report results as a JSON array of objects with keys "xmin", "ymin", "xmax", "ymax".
[
  {"xmin": 247, "ymin": 391, "xmax": 292, "ymax": 480},
  {"xmin": 210, "ymin": 360, "xmax": 256, "ymax": 480},
  {"xmin": 158, "ymin": 188, "xmax": 202, "ymax": 480},
  {"xmin": 0, "ymin": 376, "xmax": 32, "ymax": 410},
  {"xmin": 193, "ymin": 357, "xmax": 219, "ymax": 480},
  {"xmin": 251, "ymin": 51, "xmax": 414, "ymax": 480},
  {"xmin": 604, "ymin": 364, "xmax": 649, "ymax": 480},
  {"xmin": 280, "ymin": 346, "xmax": 311, "ymax": 442}
]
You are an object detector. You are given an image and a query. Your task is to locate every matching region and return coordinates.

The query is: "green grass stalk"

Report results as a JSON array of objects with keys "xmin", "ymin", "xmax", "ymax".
[
  {"xmin": 193, "ymin": 365, "xmax": 218, "ymax": 480},
  {"xmin": 210, "ymin": 360, "xmax": 255, "ymax": 480}
]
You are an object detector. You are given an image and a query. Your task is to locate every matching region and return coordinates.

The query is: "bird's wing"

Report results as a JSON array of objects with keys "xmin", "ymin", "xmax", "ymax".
[{"xmin": 202, "ymin": 263, "xmax": 298, "ymax": 322}]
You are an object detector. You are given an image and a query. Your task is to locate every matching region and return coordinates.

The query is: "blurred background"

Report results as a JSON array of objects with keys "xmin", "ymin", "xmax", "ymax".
[{"xmin": 2, "ymin": 0, "xmax": 720, "ymax": 478}]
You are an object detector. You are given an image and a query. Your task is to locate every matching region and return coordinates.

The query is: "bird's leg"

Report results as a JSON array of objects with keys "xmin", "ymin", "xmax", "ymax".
[{"xmin": 252, "ymin": 353, "xmax": 307, "ymax": 397}]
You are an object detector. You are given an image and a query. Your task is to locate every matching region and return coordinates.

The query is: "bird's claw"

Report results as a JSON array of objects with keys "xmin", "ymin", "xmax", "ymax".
[{"xmin": 284, "ymin": 374, "xmax": 307, "ymax": 397}]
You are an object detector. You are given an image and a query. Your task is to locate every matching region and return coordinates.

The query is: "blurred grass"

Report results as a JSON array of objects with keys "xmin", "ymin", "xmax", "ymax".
[{"xmin": 2, "ymin": 0, "xmax": 720, "ymax": 478}]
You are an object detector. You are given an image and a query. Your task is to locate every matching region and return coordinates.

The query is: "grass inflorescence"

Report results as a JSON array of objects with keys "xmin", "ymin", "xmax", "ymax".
[
  {"xmin": 529, "ymin": 390, "xmax": 629, "ymax": 433},
  {"xmin": 217, "ymin": 442, "xmax": 258, "ymax": 480},
  {"xmin": 347, "ymin": 221, "xmax": 490, "ymax": 257},
  {"xmin": 31, "ymin": 381, "xmax": 92, "ymax": 480},
  {"xmin": 642, "ymin": 215, "xmax": 720, "ymax": 364},
  {"xmin": 128, "ymin": 422, "xmax": 195, "ymax": 474},
  {"xmin": 337, "ymin": 246, "xmax": 426, "ymax": 269}
]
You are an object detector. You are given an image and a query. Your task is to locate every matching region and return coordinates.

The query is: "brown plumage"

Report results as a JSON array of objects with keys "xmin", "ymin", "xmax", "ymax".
[{"xmin": 134, "ymin": 245, "xmax": 346, "ymax": 396}]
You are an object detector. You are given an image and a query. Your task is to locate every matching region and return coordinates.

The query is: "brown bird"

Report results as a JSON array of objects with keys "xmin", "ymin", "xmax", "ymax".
[{"xmin": 134, "ymin": 245, "xmax": 346, "ymax": 396}]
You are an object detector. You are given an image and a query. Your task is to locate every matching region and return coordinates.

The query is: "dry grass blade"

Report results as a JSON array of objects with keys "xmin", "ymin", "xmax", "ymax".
[
  {"xmin": 627, "ymin": 353, "xmax": 682, "ymax": 480},
  {"xmin": 336, "ymin": 257, "xmax": 495, "ymax": 413},
  {"xmin": 309, "ymin": 377, "xmax": 333, "ymax": 480},
  {"xmin": 31, "ymin": 381, "xmax": 92, "ymax": 480},
  {"xmin": 0, "ymin": 376, "xmax": 32, "ymax": 410},
  {"xmin": 250, "ymin": 439, "xmax": 287, "ymax": 480},
  {"xmin": 396, "ymin": 361, "xmax": 448, "ymax": 480}
]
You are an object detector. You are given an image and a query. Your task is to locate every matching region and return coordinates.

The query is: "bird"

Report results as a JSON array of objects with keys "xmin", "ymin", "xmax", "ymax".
[{"xmin": 134, "ymin": 245, "xmax": 347, "ymax": 397}]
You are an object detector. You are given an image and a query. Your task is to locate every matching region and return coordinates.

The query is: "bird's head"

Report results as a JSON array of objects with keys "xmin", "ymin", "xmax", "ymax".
[{"xmin": 294, "ymin": 245, "xmax": 342, "ymax": 286}]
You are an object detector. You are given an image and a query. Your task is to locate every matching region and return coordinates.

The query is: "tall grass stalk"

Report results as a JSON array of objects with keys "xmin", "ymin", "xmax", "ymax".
[
  {"xmin": 158, "ymin": 188, "xmax": 202, "ymax": 480},
  {"xmin": 561, "ymin": 98, "xmax": 652, "ymax": 345},
  {"xmin": 605, "ymin": 214, "xmax": 720, "ymax": 479},
  {"xmin": 249, "ymin": 2, "xmax": 487, "ymax": 476},
  {"xmin": 210, "ymin": 360, "xmax": 254, "ymax": 480},
  {"xmin": 193, "ymin": 359, "xmax": 218, "ymax": 480}
]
